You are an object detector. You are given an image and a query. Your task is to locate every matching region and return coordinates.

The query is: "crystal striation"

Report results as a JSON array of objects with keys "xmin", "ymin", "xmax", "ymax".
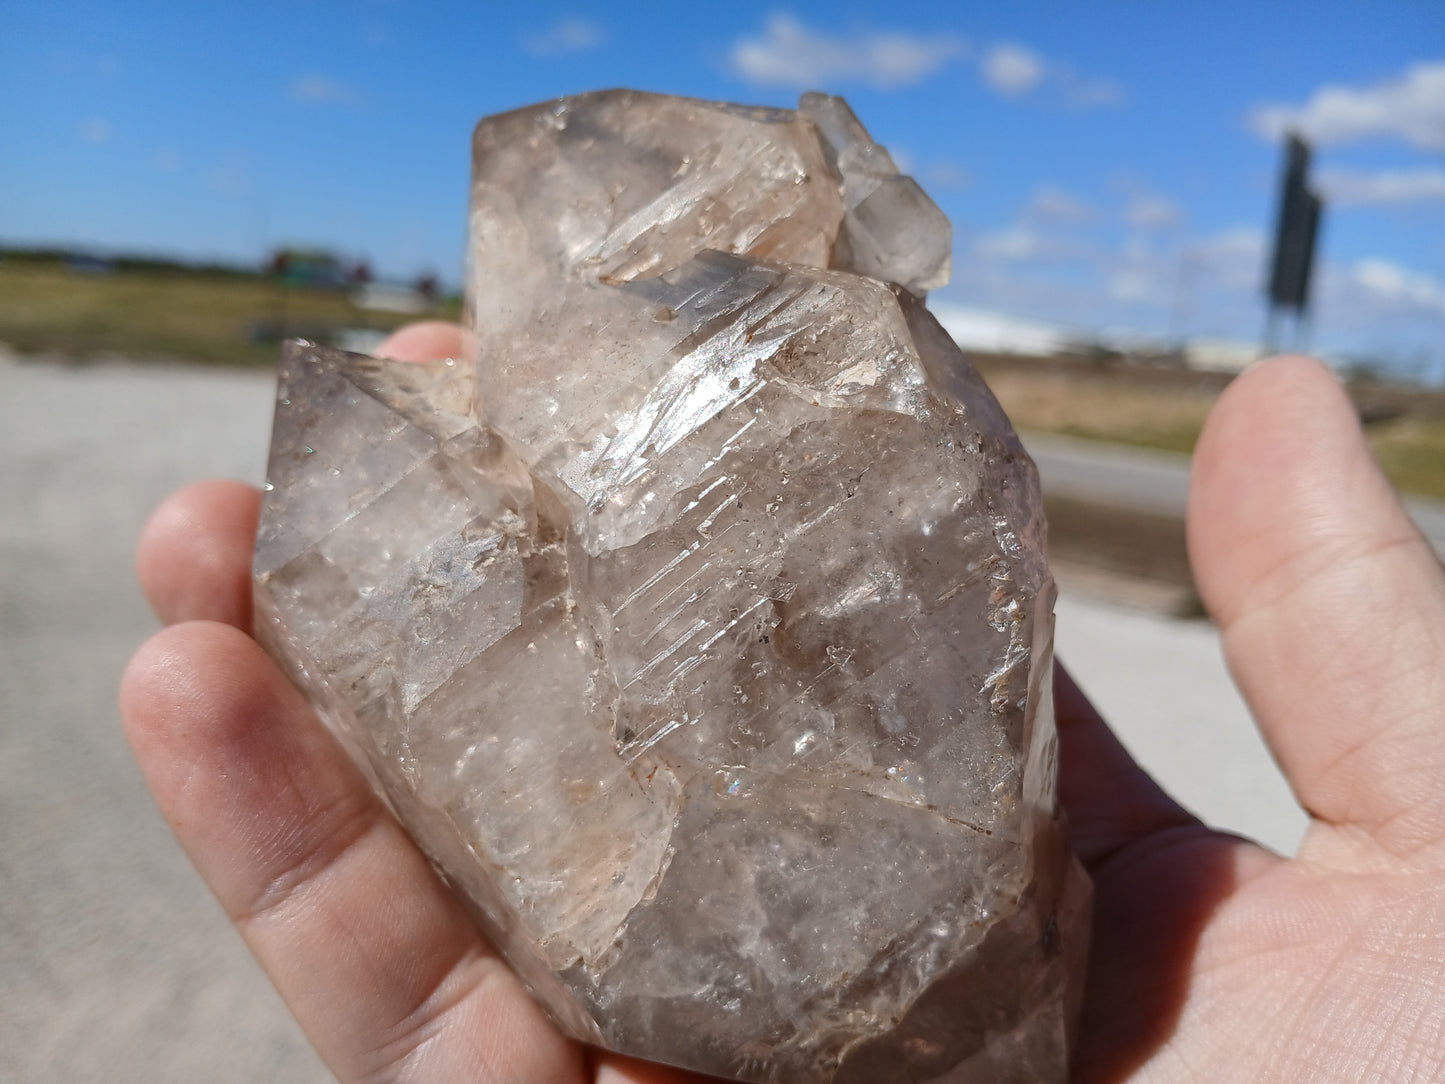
[{"xmin": 254, "ymin": 90, "xmax": 1089, "ymax": 1083}]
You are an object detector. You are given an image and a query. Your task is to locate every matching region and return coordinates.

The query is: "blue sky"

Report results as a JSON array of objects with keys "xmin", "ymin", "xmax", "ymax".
[{"xmin": 3, "ymin": 1, "xmax": 1443, "ymax": 370}]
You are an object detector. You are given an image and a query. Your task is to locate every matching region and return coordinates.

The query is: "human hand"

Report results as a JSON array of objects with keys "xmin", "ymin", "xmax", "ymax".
[
  {"xmin": 1060, "ymin": 350, "xmax": 1445, "ymax": 1080},
  {"xmin": 120, "ymin": 322, "xmax": 1445, "ymax": 1082}
]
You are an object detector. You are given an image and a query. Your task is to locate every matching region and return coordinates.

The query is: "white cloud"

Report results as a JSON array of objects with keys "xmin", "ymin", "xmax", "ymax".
[
  {"xmin": 969, "ymin": 221, "xmax": 1092, "ymax": 265},
  {"xmin": 931, "ymin": 302, "xmax": 1083, "ymax": 355},
  {"xmin": 925, "ymin": 161, "xmax": 971, "ymax": 190},
  {"xmin": 523, "ymin": 18, "xmax": 606, "ymax": 57},
  {"xmin": 1028, "ymin": 186, "xmax": 1092, "ymax": 222},
  {"xmin": 1189, "ymin": 227, "xmax": 1265, "ymax": 291},
  {"xmin": 360, "ymin": 19, "xmax": 392, "ymax": 48},
  {"xmin": 1101, "ymin": 237, "xmax": 1176, "ymax": 306},
  {"xmin": 1125, "ymin": 194, "xmax": 1181, "ymax": 230},
  {"xmin": 729, "ymin": 19, "xmax": 1119, "ymax": 106},
  {"xmin": 1317, "ymin": 167, "xmax": 1445, "ymax": 206},
  {"xmin": 79, "ymin": 118, "xmax": 112, "ymax": 144},
  {"xmin": 1250, "ymin": 60, "xmax": 1445, "ymax": 150},
  {"xmin": 1061, "ymin": 72, "xmax": 1124, "ymax": 110},
  {"xmin": 950, "ymin": 217, "xmax": 1444, "ymax": 366},
  {"xmin": 887, "ymin": 146, "xmax": 917, "ymax": 175},
  {"xmin": 1107, "ymin": 268, "xmax": 1157, "ymax": 303},
  {"xmin": 288, "ymin": 74, "xmax": 359, "ymax": 105},
  {"xmin": 1352, "ymin": 258, "xmax": 1445, "ymax": 314},
  {"xmin": 950, "ymin": 221, "xmax": 1267, "ymax": 346},
  {"xmin": 1196, "ymin": 226, "xmax": 1265, "ymax": 258},
  {"xmin": 890, "ymin": 149, "xmax": 972, "ymax": 190},
  {"xmin": 972, "ymin": 226, "xmax": 1047, "ymax": 261},
  {"xmin": 1108, "ymin": 177, "xmax": 1183, "ymax": 231},
  {"xmin": 981, "ymin": 44, "xmax": 1043, "ymax": 96},
  {"xmin": 728, "ymin": 14, "xmax": 965, "ymax": 90},
  {"xmin": 207, "ymin": 158, "xmax": 251, "ymax": 198},
  {"xmin": 976, "ymin": 42, "xmax": 1121, "ymax": 109}
]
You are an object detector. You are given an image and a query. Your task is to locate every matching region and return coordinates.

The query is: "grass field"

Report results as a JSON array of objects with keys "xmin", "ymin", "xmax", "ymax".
[
  {"xmin": 978, "ymin": 364, "xmax": 1213, "ymax": 457},
  {"xmin": 4, "ymin": 256, "xmax": 1441, "ymax": 499},
  {"xmin": 979, "ymin": 359, "xmax": 1445, "ymax": 501},
  {"xmin": 0, "ymin": 257, "xmax": 459, "ymax": 367},
  {"xmin": 1366, "ymin": 416, "xmax": 1445, "ymax": 500}
]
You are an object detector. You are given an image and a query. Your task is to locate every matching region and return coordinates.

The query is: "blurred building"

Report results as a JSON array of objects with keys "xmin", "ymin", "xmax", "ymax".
[
  {"xmin": 1180, "ymin": 338, "xmax": 1261, "ymax": 373},
  {"xmin": 932, "ymin": 303, "xmax": 1087, "ymax": 357}
]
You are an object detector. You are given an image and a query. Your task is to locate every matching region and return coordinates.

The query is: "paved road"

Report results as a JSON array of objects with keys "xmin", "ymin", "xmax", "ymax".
[
  {"xmin": 0, "ymin": 354, "xmax": 1310, "ymax": 1082},
  {"xmin": 1025, "ymin": 430, "xmax": 1445, "ymax": 559}
]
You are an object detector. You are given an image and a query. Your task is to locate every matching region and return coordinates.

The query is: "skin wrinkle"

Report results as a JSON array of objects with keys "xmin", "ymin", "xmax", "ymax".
[
  {"xmin": 359, "ymin": 958, "xmax": 488, "ymax": 1081},
  {"xmin": 1356, "ymin": 961, "xmax": 1434, "ymax": 1063},
  {"xmin": 1210, "ymin": 518, "xmax": 1425, "ymax": 632},
  {"xmin": 1310, "ymin": 956, "xmax": 1422, "ymax": 1082},
  {"xmin": 199, "ymin": 653, "xmax": 389, "ymax": 919},
  {"xmin": 355, "ymin": 951, "xmax": 531, "ymax": 1084},
  {"xmin": 1301, "ymin": 823, "xmax": 1440, "ymax": 881},
  {"xmin": 1342, "ymin": 757, "xmax": 1445, "ymax": 867},
  {"xmin": 235, "ymin": 804, "xmax": 386, "ymax": 927},
  {"xmin": 1231, "ymin": 619, "xmax": 1445, "ymax": 862},
  {"xmin": 1271, "ymin": 880, "xmax": 1445, "ymax": 1080},
  {"xmin": 1216, "ymin": 538, "xmax": 1430, "ymax": 705},
  {"xmin": 1214, "ymin": 543, "xmax": 1445, "ymax": 851},
  {"xmin": 233, "ymin": 774, "xmax": 524, "ymax": 1078},
  {"xmin": 1149, "ymin": 886, "xmax": 1420, "ymax": 1084},
  {"xmin": 1205, "ymin": 868, "xmax": 1344, "ymax": 963},
  {"xmin": 1399, "ymin": 980, "xmax": 1445, "ymax": 1081}
]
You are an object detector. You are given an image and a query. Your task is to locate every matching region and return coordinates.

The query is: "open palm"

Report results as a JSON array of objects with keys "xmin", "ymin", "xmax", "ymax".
[{"xmin": 121, "ymin": 322, "xmax": 1445, "ymax": 1082}]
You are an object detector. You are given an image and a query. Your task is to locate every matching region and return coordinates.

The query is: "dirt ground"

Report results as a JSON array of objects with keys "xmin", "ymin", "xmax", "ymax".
[{"xmin": 1044, "ymin": 495, "xmax": 1199, "ymax": 616}]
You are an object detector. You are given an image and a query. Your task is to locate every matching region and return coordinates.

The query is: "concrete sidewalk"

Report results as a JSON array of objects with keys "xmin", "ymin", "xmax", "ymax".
[
  {"xmin": 0, "ymin": 353, "xmax": 1306, "ymax": 1082},
  {"xmin": 0, "ymin": 356, "xmax": 330, "ymax": 1083}
]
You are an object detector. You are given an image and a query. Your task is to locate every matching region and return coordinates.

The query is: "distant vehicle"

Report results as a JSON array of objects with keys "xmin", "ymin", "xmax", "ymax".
[
  {"xmin": 267, "ymin": 248, "xmax": 348, "ymax": 289},
  {"xmin": 66, "ymin": 253, "xmax": 115, "ymax": 275}
]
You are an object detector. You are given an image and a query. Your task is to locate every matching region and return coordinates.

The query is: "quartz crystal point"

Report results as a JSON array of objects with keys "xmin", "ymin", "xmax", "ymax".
[{"xmin": 254, "ymin": 90, "xmax": 1089, "ymax": 1083}]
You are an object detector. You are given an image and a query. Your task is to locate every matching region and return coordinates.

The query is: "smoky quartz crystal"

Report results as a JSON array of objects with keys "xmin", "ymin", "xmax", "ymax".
[{"xmin": 254, "ymin": 90, "xmax": 1089, "ymax": 1082}]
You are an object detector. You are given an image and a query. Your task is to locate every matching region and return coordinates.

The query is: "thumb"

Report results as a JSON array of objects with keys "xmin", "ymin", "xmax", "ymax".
[{"xmin": 1187, "ymin": 355, "xmax": 1445, "ymax": 864}]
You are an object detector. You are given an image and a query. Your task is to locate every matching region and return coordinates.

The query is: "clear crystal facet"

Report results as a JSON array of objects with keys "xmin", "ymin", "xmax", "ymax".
[{"xmin": 254, "ymin": 89, "xmax": 1088, "ymax": 1083}]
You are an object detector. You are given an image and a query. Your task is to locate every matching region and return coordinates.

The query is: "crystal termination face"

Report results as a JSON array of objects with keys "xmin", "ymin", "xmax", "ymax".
[{"xmin": 254, "ymin": 90, "xmax": 1089, "ymax": 1083}]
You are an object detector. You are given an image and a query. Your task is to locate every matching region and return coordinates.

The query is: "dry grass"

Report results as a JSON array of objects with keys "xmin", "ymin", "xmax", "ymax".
[
  {"xmin": 981, "ymin": 367, "xmax": 1214, "ymax": 457},
  {"xmin": 1363, "ymin": 416, "xmax": 1445, "ymax": 501},
  {"xmin": 0, "ymin": 259, "xmax": 459, "ymax": 367},
  {"xmin": 980, "ymin": 360, "xmax": 1445, "ymax": 501}
]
